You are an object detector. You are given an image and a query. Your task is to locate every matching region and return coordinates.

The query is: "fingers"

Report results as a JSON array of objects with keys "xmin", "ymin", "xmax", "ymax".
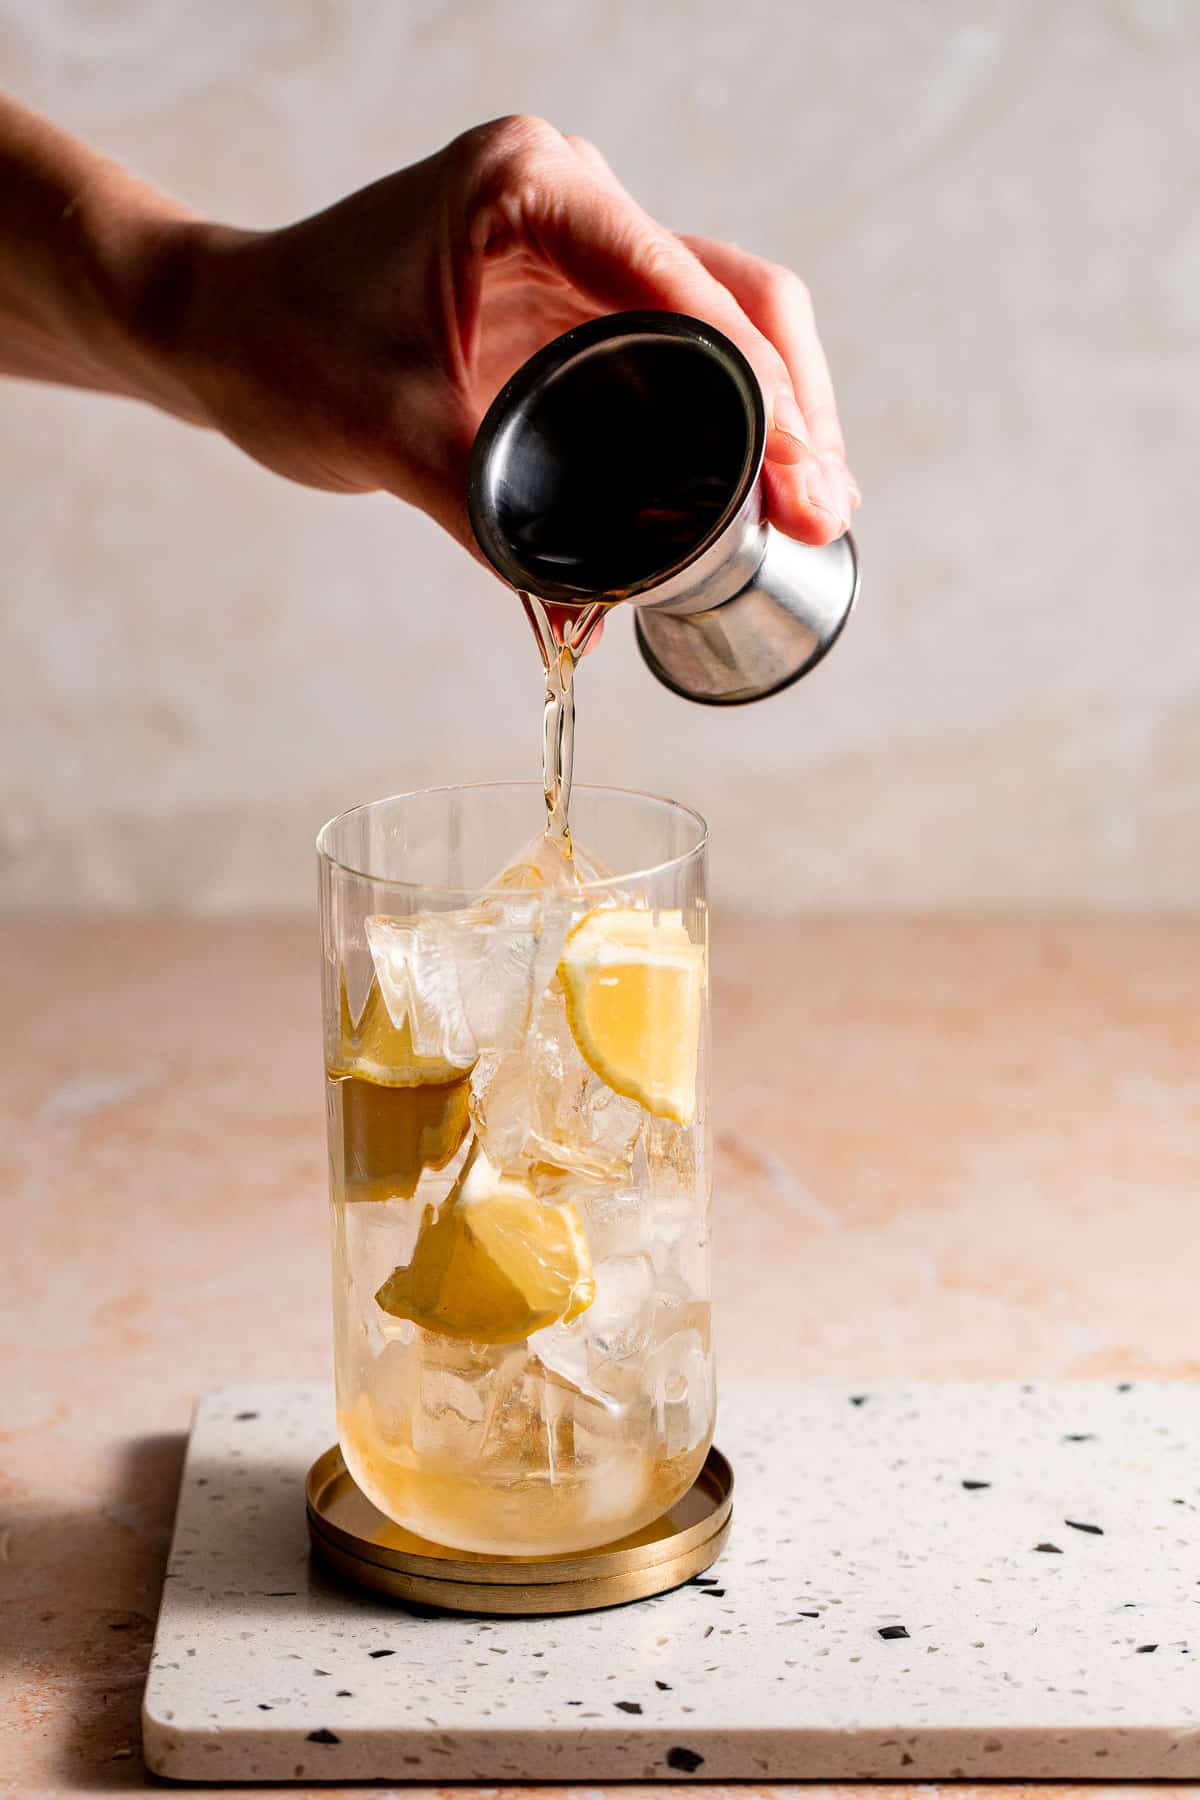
[
  {"xmin": 562, "ymin": 133, "xmax": 613, "ymax": 182},
  {"xmin": 683, "ymin": 234, "xmax": 860, "ymax": 541},
  {"xmin": 467, "ymin": 118, "xmax": 792, "ymax": 402},
  {"xmin": 536, "ymin": 184, "xmax": 855, "ymax": 546},
  {"xmin": 683, "ymin": 236, "xmax": 844, "ymax": 457},
  {"xmin": 461, "ymin": 118, "xmax": 859, "ymax": 548}
]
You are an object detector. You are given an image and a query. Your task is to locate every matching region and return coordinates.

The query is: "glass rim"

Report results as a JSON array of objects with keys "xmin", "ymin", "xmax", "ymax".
[{"xmin": 316, "ymin": 780, "xmax": 708, "ymax": 895}]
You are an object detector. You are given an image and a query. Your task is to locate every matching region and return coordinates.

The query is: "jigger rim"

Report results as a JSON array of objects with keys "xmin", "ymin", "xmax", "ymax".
[{"xmin": 467, "ymin": 308, "xmax": 766, "ymax": 604}]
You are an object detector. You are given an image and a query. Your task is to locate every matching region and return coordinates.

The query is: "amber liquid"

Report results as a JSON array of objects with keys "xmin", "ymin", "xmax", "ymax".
[{"xmin": 522, "ymin": 595, "xmax": 608, "ymax": 847}]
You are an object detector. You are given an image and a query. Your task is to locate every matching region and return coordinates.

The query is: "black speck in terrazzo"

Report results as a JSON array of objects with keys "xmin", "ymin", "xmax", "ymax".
[
  {"xmin": 234, "ymin": 1411, "xmax": 259, "ymax": 1421},
  {"xmin": 313, "ymin": 1668, "xmax": 331, "ymax": 1676},
  {"xmin": 1065, "ymin": 1518, "xmax": 1104, "ymax": 1535},
  {"xmin": 700, "ymin": 1588, "xmax": 727, "ymax": 1599},
  {"xmin": 615, "ymin": 1701, "xmax": 643, "ymax": 1714},
  {"xmin": 263, "ymin": 1591, "xmax": 297, "ymax": 1598},
  {"xmin": 368, "ymin": 1649, "xmax": 395, "ymax": 1658},
  {"xmin": 901, "ymin": 1752, "xmax": 915, "ymax": 1766},
  {"xmin": 961, "ymin": 1480, "xmax": 991, "ymax": 1491},
  {"xmin": 336, "ymin": 1689, "xmax": 353, "ymax": 1696},
  {"xmin": 566, "ymin": 1700, "xmax": 583, "ymax": 1706},
  {"xmin": 257, "ymin": 1704, "xmax": 272, "ymax": 1711},
  {"xmin": 667, "ymin": 1746, "xmax": 705, "ymax": 1772},
  {"xmin": 849, "ymin": 1394, "xmax": 869, "ymax": 1407},
  {"xmin": 1137, "ymin": 1644, "xmax": 1158, "ymax": 1654},
  {"xmin": 306, "ymin": 1728, "xmax": 340, "ymax": 1744},
  {"xmin": 703, "ymin": 1624, "xmax": 715, "ymax": 1639},
  {"xmin": 1116, "ymin": 1381, "xmax": 1134, "ymax": 1391},
  {"xmin": 691, "ymin": 1576, "xmax": 719, "ymax": 1586},
  {"xmin": 655, "ymin": 1680, "xmax": 672, "ymax": 1690},
  {"xmin": 1034, "ymin": 1542, "xmax": 1063, "ymax": 1553},
  {"xmin": 878, "ymin": 1625, "xmax": 910, "ymax": 1641},
  {"xmin": 1063, "ymin": 1433, "xmax": 1095, "ymax": 1442}
]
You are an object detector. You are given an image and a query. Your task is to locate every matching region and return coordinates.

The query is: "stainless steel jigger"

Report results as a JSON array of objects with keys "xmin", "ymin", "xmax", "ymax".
[{"xmin": 467, "ymin": 309, "xmax": 859, "ymax": 705}]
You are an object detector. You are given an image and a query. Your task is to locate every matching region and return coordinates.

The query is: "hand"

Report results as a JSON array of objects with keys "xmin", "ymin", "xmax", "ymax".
[{"xmin": 168, "ymin": 116, "xmax": 860, "ymax": 557}]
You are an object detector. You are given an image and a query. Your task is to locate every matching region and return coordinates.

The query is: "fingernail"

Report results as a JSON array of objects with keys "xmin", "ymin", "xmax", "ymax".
[
  {"xmin": 817, "ymin": 452, "xmax": 854, "ymax": 526},
  {"xmin": 772, "ymin": 386, "xmax": 809, "ymax": 447},
  {"xmin": 804, "ymin": 458, "xmax": 849, "ymax": 529}
]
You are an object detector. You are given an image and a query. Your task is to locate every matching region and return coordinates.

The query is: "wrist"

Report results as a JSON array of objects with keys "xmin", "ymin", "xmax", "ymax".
[{"xmin": 78, "ymin": 189, "xmax": 213, "ymax": 422}]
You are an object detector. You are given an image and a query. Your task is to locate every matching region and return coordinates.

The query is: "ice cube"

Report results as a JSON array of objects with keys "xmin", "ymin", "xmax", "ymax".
[
  {"xmin": 476, "ymin": 1356, "xmax": 572, "ymax": 1482},
  {"xmin": 577, "ymin": 1184, "xmax": 645, "ymax": 1260},
  {"xmin": 469, "ymin": 1046, "xmax": 531, "ymax": 1165},
  {"xmin": 449, "ymin": 891, "xmax": 570, "ymax": 1051},
  {"xmin": 531, "ymin": 1315, "xmax": 591, "ymax": 1391},
  {"xmin": 649, "ymin": 1223, "xmax": 710, "ymax": 1305},
  {"xmin": 528, "ymin": 984, "xmax": 645, "ymax": 1179},
  {"xmin": 365, "ymin": 912, "xmax": 476, "ymax": 1067},
  {"xmin": 411, "ymin": 1337, "xmax": 509, "ymax": 1464},
  {"xmin": 581, "ymin": 1456, "xmax": 650, "ymax": 1526},
  {"xmin": 490, "ymin": 831, "xmax": 615, "ymax": 893},
  {"xmin": 367, "ymin": 890, "xmax": 572, "ymax": 1068},
  {"xmin": 531, "ymin": 1316, "xmax": 619, "ymax": 1420},
  {"xmin": 651, "ymin": 1286, "xmax": 712, "ymax": 1346},
  {"xmin": 642, "ymin": 1112, "xmax": 701, "ymax": 1197},
  {"xmin": 648, "ymin": 1326, "xmax": 713, "ymax": 1459},
  {"xmin": 585, "ymin": 1252, "xmax": 657, "ymax": 1366},
  {"xmin": 363, "ymin": 1337, "xmax": 420, "ymax": 1446},
  {"xmin": 530, "ymin": 1329, "xmax": 630, "ymax": 1476}
]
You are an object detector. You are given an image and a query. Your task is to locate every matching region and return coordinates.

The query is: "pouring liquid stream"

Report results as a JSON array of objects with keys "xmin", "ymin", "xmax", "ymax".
[{"xmin": 522, "ymin": 595, "xmax": 607, "ymax": 850}]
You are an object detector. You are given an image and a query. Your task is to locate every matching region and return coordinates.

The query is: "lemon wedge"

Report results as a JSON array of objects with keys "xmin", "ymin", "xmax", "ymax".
[
  {"xmin": 557, "ymin": 908, "xmax": 704, "ymax": 1124},
  {"xmin": 331, "ymin": 975, "xmax": 473, "ymax": 1200},
  {"xmin": 335, "ymin": 973, "xmax": 468, "ymax": 1087},
  {"xmin": 375, "ymin": 1148, "xmax": 595, "ymax": 1343}
]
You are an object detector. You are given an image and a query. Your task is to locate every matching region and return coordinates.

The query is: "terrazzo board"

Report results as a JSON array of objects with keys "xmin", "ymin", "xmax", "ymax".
[{"xmin": 143, "ymin": 1381, "xmax": 1200, "ymax": 1782}]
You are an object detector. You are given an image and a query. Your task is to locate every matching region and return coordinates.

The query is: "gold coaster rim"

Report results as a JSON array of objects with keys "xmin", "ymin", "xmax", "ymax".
[{"xmin": 305, "ymin": 1440, "xmax": 733, "ymax": 1605}]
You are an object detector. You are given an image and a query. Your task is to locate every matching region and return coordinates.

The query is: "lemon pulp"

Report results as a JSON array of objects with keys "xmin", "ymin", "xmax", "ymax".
[
  {"xmin": 375, "ymin": 1149, "xmax": 595, "ymax": 1343},
  {"xmin": 557, "ymin": 907, "xmax": 704, "ymax": 1123}
]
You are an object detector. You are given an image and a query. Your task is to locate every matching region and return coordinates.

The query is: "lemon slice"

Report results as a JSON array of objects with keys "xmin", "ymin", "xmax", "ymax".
[
  {"xmin": 557, "ymin": 908, "xmax": 704, "ymax": 1124},
  {"xmin": 331, "ymin": 974, "xmax": 473, "ymax": 1201},
  {"xmin": 335, "ymin": 973, "xmax": 467, "ymax": 1087},
  {"xmin": 375, "ymin": 1149, "xmax": 595, "ymax": 1344}
]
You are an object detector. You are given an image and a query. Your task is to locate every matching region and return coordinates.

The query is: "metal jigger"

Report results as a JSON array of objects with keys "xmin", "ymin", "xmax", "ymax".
[{"xmin": 467, "ymin": 309, "xmax": 859, "ymax": 705}]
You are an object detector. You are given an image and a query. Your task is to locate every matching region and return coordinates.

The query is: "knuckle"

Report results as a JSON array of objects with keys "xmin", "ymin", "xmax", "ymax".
[
  {"xmin": 459, "ymin": 115, "xmax": 570, "ymax": 227},
  {"xmin": 759, "ymin": 261, "xmax": 813, "ymax": 320},
  {"xmin": 564, "ymin": 131, "xmax": 602, "ymax": 165},
  {"xmin": 482, "ymin": 112, "xmax": 565, "ymax": 171},
  {"xmin": 630, "ymin": 230, "xmax": 681, "ymax": 287}
]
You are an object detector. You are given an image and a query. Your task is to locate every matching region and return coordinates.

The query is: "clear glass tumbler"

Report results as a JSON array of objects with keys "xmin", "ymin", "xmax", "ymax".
[{"xmin": 318, "ymin": 783, "xmax": 713, "ymax": 1556}]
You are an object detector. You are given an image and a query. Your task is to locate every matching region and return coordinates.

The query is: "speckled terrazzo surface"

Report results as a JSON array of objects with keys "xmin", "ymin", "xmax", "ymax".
[{"xmin": 143, "ymin": 1381, "xmax": 1200, "ymax": 1781}]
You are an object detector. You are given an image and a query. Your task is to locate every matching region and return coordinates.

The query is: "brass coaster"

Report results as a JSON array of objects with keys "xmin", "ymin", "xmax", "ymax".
[{"xmin": 306, "ymin": 1443, "xmax": 733, "ymax": 1615}]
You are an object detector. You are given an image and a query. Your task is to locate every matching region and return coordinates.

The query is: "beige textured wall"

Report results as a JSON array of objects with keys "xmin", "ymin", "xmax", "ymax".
[{"xmin": 1, "ymin": 0, "xmax": 1197, "ymax": 913}]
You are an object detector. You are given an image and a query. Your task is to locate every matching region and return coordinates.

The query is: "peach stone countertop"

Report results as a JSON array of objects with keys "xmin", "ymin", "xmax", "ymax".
[{"xmin": 3, "ymin": 914, "xmax": 1199, "ymax": 1798}]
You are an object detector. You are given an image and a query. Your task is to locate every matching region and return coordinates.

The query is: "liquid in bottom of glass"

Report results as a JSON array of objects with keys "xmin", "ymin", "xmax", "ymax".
[{"xmin": 322, "ymin": 611, "xmax": 711, "ymax": 1557}]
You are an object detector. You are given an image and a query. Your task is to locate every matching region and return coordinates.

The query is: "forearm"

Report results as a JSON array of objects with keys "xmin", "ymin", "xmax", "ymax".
[{"xmin": 0, "ymin": 92, "xmax": 203, "ymax": 418}]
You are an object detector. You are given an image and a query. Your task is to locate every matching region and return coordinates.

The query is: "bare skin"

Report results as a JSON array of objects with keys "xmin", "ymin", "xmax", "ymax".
[{"xmin": 0, "ymin": 97, "xmax": 860, "ymax": 571}]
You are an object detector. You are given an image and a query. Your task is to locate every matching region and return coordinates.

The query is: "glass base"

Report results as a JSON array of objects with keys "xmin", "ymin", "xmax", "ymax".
[{"xmin": 306, "ymin": 1441, "xmax": 733, "ymax": 1615}]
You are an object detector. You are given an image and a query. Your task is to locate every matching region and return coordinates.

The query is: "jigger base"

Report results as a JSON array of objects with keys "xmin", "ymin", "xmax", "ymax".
[{"xmin": 306, "ymin": 1442, "xmax": 734, "ymax": 1614}]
